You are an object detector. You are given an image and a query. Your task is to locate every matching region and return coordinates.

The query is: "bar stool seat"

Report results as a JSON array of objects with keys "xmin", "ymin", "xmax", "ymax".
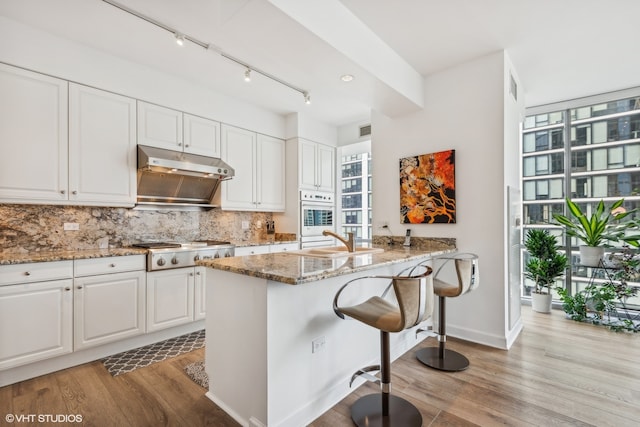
[
  {"xmin": 333, "ymin": 266, "xmax": 434, "ymax": 427},
  {"xmin": 415, "ymin": 253, "xmax": 479, "ymax": 372}
]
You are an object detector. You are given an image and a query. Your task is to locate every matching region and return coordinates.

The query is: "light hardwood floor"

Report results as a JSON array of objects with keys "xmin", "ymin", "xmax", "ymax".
[{"xmin": 1, "ymin": 306, "xmax": 639, "ymax": 426}]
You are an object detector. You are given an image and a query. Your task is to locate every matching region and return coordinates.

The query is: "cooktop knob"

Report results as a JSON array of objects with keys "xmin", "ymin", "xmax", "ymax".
[
  {"xmin": 157, "ymin": 257, "xmax": 166, "ymax": 266},
  {"xmin": 171, "ymin": 257, "xmax": 179, "ymax": 265},
  {"xmin": 194, "ymin": 254, "xmax": 201, "ymax": 262},
  {"xmin": 214, "ymin": 252, "xmax": 220, "ymax": 258}
]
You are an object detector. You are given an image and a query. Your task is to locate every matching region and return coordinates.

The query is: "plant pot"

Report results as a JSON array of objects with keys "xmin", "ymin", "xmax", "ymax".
[
  {"xmin": 531, "ymin": 292, "xmax": 553, "ymax": 313},
  {"xmin": 579, "ymin": 245, "xmax": 605, "ymax": 267}
]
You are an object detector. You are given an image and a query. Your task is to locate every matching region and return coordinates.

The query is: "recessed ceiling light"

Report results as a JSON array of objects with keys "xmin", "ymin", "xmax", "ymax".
[{"xmin": 341, "ymin": 74, "xmax": 354, "ymax": 82}]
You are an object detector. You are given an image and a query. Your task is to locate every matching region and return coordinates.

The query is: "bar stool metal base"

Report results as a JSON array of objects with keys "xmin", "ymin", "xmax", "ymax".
[
  {"xmin": 416, "ymin": 347, "xmax": 469, "ymax": 372},
  {"xmin": 351, "ymin": 394, "xmax": 422, "ymax": 427}
]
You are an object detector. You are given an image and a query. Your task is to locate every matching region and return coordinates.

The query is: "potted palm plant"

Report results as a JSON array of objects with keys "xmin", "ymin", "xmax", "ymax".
[
  {"xmin": 524, "ymin": 229, "xmax": 568, "ymax": 313},
  {"xmin": 552, "ymin": 198, "xmax": 637, "ymax": 267}
]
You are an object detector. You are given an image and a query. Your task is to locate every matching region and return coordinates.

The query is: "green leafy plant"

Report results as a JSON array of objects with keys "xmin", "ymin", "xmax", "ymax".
[
  {"xmin": 524, "ymin": 229, "xmax": 567, "ymax": 294},
  {"xmin": 552, "ymin": 198, "xmax": 638, "ymax": 247}
]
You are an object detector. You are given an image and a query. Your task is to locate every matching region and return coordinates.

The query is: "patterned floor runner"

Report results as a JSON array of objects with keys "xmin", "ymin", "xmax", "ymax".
[{"xmin": 102, "ymin": 329, "xmax": 205, "ymax": 376}]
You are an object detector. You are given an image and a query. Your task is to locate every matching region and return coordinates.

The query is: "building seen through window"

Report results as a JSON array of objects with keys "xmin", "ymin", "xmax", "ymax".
[{"xmin": 521, "ymin": 93, "xmax": 640, "ymax": 310}]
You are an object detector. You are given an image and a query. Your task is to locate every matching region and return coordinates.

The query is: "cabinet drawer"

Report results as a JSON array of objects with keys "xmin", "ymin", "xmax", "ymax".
[
  {"xmin": 0, "ymin": 261, "xmax": 73, "ymax": 286},
  {"xmin": 74, "ymin": 255, "xmax": 146, "ymax": 277},
  {"xmin": 270, "ymin": 243, "xmax": 299, "ymax": 253}
]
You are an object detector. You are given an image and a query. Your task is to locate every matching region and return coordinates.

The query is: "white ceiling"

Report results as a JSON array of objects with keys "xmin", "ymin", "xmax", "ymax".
[{"xmin": 2, "ymin": 0, "xmax": 640, "ymax": 126}]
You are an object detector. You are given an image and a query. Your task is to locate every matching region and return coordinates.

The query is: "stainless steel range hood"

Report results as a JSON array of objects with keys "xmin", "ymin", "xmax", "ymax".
[{"xmin": 136, "ymin": 145, "xmax": 234, "ymax": 209}]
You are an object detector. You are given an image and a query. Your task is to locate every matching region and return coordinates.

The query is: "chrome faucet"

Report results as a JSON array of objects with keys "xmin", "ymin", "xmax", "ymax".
[{"xmin": 323, "ymin": 230, "xmax": 355, "ymax": 252}]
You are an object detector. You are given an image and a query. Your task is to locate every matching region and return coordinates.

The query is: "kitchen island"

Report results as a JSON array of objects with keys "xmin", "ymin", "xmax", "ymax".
[{"xmin": 197, "ymin": 240, "xmax": 455, "ymax": 427}]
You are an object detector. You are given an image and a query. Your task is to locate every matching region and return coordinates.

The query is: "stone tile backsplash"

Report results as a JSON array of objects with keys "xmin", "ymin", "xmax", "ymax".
[{"xmin": 0, "ymin": 204, "xmax": 275, "ymax": 254}]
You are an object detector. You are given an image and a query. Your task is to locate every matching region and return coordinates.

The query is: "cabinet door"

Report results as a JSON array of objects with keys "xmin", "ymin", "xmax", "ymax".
[
  {"xmin": 299, "ymin": 139, "xmax": 318, "ymax": 190},
  {"xmin": 270, "ymin": 243, "xmax": 299, "ymax": 253},
  {"xmin": 137, "ymin": 101, "xmax": 183, "ymax": 151},
  {"xmin": 73, "ymin": 271, "xmax": 146, "ymax": 350},
  {"xmin": 184, "ymin": 113, "xmax": 220, "ymax": 157},
  {"xmin": 0, "ymin": 279, "xmax": 73, "ymax": 370},
  {"xmin": 316, "ymin": 143, "xmax": 335, "ymax": 192},
  {"xmin": 234, "ymin": 245, "xmax": 271, "ymax": 256},
  {"xmin": 257, "ymin": 134, "xmax": 285, "ymax": 211},
  {"xmin": 194, "ymin": 266, "xmax": 206, "ymax": 321},
  {"xmin": 221, "ymin": 124, "xmax": 257, "ymax": 210},
  {"xmin": 0, "ymin": 64, "xmax": 68, "ymax": 203},
  {"xmin": 147, "ymin": 269, "xmax": 194, "ymax": 332},
  {"xmin": 69, "ymin": 84, "xmax": 136, "ymax": 206}
]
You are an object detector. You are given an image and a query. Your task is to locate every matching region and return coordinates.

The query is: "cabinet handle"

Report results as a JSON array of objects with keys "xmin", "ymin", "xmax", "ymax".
[
  {"xmin": 60, "ymin": 190, "xmax": 66, "ymax": 195},
  {"xmin": 196, "ymin": 271, "xmax": 201, "ymax": 276},
  {"xmin": 178, "ymin": 143, "xmax": 183, "ymax": 147},
  {"xmin": 109, "ymin": 263, "xmax": 116, "ymax": 268},
  {"xmin": 189, "ymin": 272, "xmax": 194, "ymax": 276},
  {"xmin": 64, "ymin": 287, "xmax": 71, "ymax": 291},
  {"xmin": 24, "ymin": 271, "xmax": 31, "ymax": 276},
  {"xmin": 185, "ymin": 144, "xmax": 190, "ymax": 147},
  {"xmin": 72, "ymin": 190, "xmax": 77, "ymax": 195},
  {"xmin": 77, "ymin": 285, "xmax": 83, "ymax": 290}
]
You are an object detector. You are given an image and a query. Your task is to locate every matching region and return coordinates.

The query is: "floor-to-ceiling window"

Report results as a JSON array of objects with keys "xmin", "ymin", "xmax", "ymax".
[
  {"xmin": 521, "ymin": 90, "xmax": 640, "ymax": 309},
  {"xmin": 340, "ymin": 150, "xmax": 372, "ymax": 241}
]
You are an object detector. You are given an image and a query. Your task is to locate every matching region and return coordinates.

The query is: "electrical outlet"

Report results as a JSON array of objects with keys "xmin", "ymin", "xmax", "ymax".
[
  {"xmin": 63, "ymin": 222, "xmax": 80, "ymax": 231},
  {"xmin": 312, "ymin": 336, "xmax": 326, "ymax": 353},
  {"xmin": 242, "ymin": 220, "xmax": 250, "ymax": 229},
  {"xmin": 256, "ymin": 220, "xmax": 262, "ymax": 228}
]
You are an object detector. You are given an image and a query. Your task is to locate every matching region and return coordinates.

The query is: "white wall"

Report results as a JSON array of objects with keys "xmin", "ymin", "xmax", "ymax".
[
  {"xmin": 372, "ymin": 51, "xmax": 523, "ymax": 349},
  {"xmin": 0, "ymin": 16, "xmax": 286, "ymax": 138}
]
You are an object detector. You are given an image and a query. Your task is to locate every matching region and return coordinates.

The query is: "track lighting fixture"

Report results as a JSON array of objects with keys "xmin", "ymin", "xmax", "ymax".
[
  {"xmin": 175, "ymin": 32, "xmax": 185, "ymax": 46},
  {"xmin": 102, "ymin": 0, "xmax": 310, "ymax": 104}
]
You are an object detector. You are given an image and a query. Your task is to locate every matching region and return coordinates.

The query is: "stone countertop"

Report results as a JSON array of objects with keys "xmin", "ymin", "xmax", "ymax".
[
  {"xmin": 0, "ymin": 248, "xmax": 148, "ymax": 265},
  {"xmin": 197, "ymin": 243, "xmax": 456, "ymax": 285}
]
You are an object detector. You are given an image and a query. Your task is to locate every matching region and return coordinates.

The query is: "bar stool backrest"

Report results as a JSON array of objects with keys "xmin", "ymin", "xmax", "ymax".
[
  {"xmin": 392, "ymin": 268, "xmax": 434, "ymax": 331},
  {"xmin": 455, "ymin": 257, "xmax": 479, "ymax": 295}
]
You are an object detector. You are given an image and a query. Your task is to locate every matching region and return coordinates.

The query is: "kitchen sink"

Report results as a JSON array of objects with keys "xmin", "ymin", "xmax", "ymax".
[{"xmin": 287, "ymin": 246, "xmax": 384, "ymax": 258}]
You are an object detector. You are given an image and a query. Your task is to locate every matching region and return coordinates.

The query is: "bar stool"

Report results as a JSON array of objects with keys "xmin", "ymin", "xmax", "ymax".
[
  {"xmin": 415, "ymin": 253, "xmax": 479, "ymax": 371},
  {"xmin": 333, "ymin": 265, "xmax": 434, "ymax": 427}
]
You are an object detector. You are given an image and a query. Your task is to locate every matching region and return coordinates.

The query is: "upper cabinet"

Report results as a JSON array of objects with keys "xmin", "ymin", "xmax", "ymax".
[
  {"xmin": 137, "ymin": 101, "xmax": 220, "ymax": 157},
  {"xmin": 0, "ymin": 64, "xmax": 136, "ymax": 206},
  {"xmin": 299, "ymin": 139, "xmax": 335, "ymax": 192},
  {"xmin": 0, "ymin": 63, "xmax": 69, "ymax": 203},
  {"xmin": 69, "ymin": 83, "xmax": 137, "ymax": 205},
  {"xmin": 220, "ymin": 124, "xmax": 285, "ymax": 212}
]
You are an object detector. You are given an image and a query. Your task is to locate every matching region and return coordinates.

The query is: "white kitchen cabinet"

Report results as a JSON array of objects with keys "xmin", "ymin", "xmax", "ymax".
[
  {"xmin": 73, "ymin": 256, "xmax": 146, "ymax": 350},
  {"xmin": 138, "ymin": 101, "xmax": 220, "ymax": 157},
  {"xmin": 147, "ymin": 268, "xmax": 195, "ymax": 332},
  {"xmin": 194, "ymin": 266, "xmax": 207, "ymax": 321},
  {"xmin": 0, "ymin": 261, "xmax": 74, "ymax": 370},
  {"xmin": 269, "ymin": 242, "xmax": 299, "ymax": 253},
  {"xmin": 137, "ymin": 101, "xmax": 183, "ymax": 152},
  {"xmin": 0, "ymin": 63, "xmax": 68, "ymax": 203},
  {"xmin": 184, "ymin": 113, "xmax": 221, "ymax": 157},
  {"xmin": 0, "ymin": 64, "xmax": 136, "ymax": 207},
  {"xmin": 234, "ymin": 245, "xmax": 271, "ymax": 256},
  {"xmin": 234, "ymin": 242, "xmax": 298, "ymax": 256},
  {"xmin": 299, "ymin": 139, "xmax": 334, "ymax": 192},
  {"xmin": 220, "ymin": 124, "xmax": 285, "ymax": 211},
  {"xmin": 69, "ymin": 83, "xmax": 136, "ymax": 206}
]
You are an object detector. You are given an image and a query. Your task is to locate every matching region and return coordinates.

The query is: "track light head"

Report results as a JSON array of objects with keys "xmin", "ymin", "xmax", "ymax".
[
  {"xmin": 303, "ymin": 92, "xmax": 311, "ymax": 105},
  {"xmin": 175, "ymin": 32, "xmax": 185, "ymax": 46},
  {"xmin": 244, "ymin": 68, "xmax": 251, "ymax": 82}
]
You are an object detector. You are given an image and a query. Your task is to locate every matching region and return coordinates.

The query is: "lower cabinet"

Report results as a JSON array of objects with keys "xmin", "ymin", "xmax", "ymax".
[
  {"xmin": 0, "ymin": 278, "xmax": 73, "ymax": 370},
  {"xmin": 147, "ymin": 268, "xmax": 195, "ymax": 332},
  {"xmin": 73, "ymin": 270, "xmax": 146, "ymax": 350},
  {"xmin": 194, "ymin": 266, "xmax": 207, "ymax": 321}
]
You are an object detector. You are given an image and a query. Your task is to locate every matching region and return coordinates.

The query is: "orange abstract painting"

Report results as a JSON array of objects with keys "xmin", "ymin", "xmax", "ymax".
[{"xmin": 399, "ymin": 150, "xmax": 456, "ymax": 224}]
